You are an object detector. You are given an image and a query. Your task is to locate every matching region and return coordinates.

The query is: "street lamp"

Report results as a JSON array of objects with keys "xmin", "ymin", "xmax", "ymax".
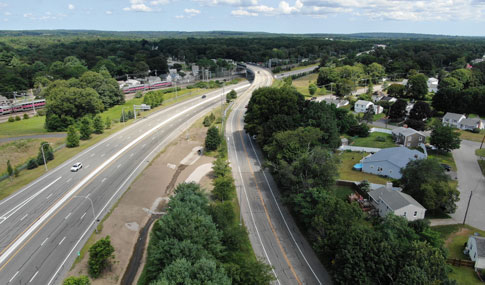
[
  {"xmin": 122, "ymin": 107, "xmax": 127, "ymax": 126},
  {"xmin": 74, "ymin": 195, "xmax": 98, "ymax": 233},
  {"xmin": 40, "ymin": 142, "xmax": 51, "ymax": 172}
]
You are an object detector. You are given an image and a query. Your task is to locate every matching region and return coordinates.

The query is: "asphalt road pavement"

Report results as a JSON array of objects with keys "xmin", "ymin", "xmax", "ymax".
[
  {"xmin": 227, "ymin": 66, "xmax": 332, "ymax": 284},
  {"xmin": 0, "ymin": 82, "xmax": 250, "ymax": 284}
]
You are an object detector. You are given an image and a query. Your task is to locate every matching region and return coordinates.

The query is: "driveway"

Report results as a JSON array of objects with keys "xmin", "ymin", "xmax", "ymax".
[{"xmin": 450, "ymin": 140, "xmax": 485, "ymax": 230}]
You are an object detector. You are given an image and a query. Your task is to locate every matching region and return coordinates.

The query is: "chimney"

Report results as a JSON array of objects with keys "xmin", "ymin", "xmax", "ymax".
[{"xmin": 386, "ymin": 182, "xmax": 393, "ymax": 190}]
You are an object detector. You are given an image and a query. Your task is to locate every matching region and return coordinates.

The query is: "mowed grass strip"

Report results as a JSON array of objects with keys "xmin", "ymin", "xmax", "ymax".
[
  {"xmin": 337, "ymin": 151, "xmax": 391, "ymax": 184},
  {"xmin": 0, "ymin": 116, "xmax": 50, "ymax": 138},
  {"xmin": 350, "ymin": 132, "xmax": 396, "ymax": 148}
]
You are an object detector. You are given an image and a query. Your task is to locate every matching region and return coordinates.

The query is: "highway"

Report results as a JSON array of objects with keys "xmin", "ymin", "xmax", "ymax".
[
  {"xmin": 0, "ymin": 81, "xmax": 250, "ymax": 284},
  {"xmin": 226, "ymin": 66, "xmax": 333, "ymax": 284},
  {"xmin": 273, "ymin": 65, "xmax": 318, "ymax": 79}
]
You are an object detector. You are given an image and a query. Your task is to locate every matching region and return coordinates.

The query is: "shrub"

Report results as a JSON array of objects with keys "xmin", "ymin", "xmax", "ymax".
[
  {"xmin": 135, "ymin": 91, "xmax": 143, "ymax": 98},
  {"xmin": 375, "ymin": 136, "xmax": 386, "ymax": 142},
  {"xmin": 8, "ymin": 116, "xmax": 15, "ymax": 122},
  {"xmin": 88, "ymin": 236, "xmax": 114, "ymax": 278},
  {"xmin": 15, "ymin": 116, "xmax": 21, "ymax": 121},
  {"xmin": 348, "ymin": 124, "xmax": 369, "ymax": 137},
  {"xmin": 66, "ymin": 125, "xmax": 80, "ymax": 148},
  {"xmin": 23, "ymin": 113, "xmax": 29, "ymax": 119},
  {"xmin": 471, "ymin": 128, "xmax": 480, "ymax": 134},
  {"xmin": 36, "ymin": 109, "xmax": 45, "ymax": 116},
  {"xmin": 27, "ymin": 158, "xmax": 38, "ymax": 169},
  {"xmin": 63, "ymin": 275, "xmax": 90, "ymax": 285}
]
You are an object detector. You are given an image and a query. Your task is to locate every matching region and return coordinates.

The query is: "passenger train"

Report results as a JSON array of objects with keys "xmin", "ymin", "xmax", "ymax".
[
  {"xmin": 0, "ymin": 99, "xmax": 46, "ymax": 116},
  {"xmin": 122, "ymin": 81, "xmax": 172, "ymax": 94}
]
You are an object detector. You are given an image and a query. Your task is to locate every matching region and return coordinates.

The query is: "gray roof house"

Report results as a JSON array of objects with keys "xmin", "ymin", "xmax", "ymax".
[
  {"xmin": 361, "ymin": 147, "xmax": 426, "ymax": 179},
  {"xmin": 324, "ymin": 98, "xmax": 349, "ymax": 108},
  {"xmin": 442, "ymin": 112, "xmax": 466, "ymax": 128},
  {"xmin": 465, "ymin": 236, "xmax": 485, "ymax": 270},
  {"xmin": 392, "ymin": 127, "xmax": 426, "ymax": 148},
  {"xmin": 368, "ymin": 184, "xmax": 426, "ymax": 221},
  {"xmin": 380, "ymin": 96, "xmax": 397, "ymax": 103},
  {"xmin": 459, "ymin": 118, "xmax": 484, "ymax": 130}
]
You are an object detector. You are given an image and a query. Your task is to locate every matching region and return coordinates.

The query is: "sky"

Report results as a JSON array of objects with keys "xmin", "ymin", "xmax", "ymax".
[{"xmin": 0, "ymin": 0, "xmax": 484, "ymax": 36}]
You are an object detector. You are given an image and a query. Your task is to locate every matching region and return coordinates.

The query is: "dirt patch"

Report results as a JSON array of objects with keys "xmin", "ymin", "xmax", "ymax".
[
  {"xmin": 445, "ymin": 227, "xmax": 471, "ymax": 247},
  {"xmin": 67, "ymin": 119, "xmax": 216, "ymax": 284}
]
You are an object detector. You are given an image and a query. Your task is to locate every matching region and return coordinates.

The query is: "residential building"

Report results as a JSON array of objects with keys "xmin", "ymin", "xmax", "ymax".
[
  {"xmin": 442, "ymin": 112, "xmax": 466, "ymax": 128},
  {"xmin": 368, "ymin": 183, "xmax": 426, "ymax": 221},
  {"xmin": 324, "ymin": 98, "xmax": 349, "ymax": 108},
  {"xmin": 0, "ymin": 95, "xmax": 9, "ymax": 106},
  {"xmin": 459, "ymin": 118, "xmax": 484, "ymax": 131},
  {"xmin": 380, "ymin": 96, "xmax": 397, "ymax": 103},
  {"xmin": 405, "ymin": 103, "xmax": 414, "ymax": 116},
  {"xmin": 427, "ymin": 77, "xmax": 439, "ymax": 93},
  {"xmin": 465, "ymin": 236, "xmax": 485, "ymax": 271},
  {"xmin": 361, "ymin": 147, "xmax": 426, "ymax": 179},
  {"xmin": 355, "ymin": 100, "xmax": 384, "ymax": 114},
  {"xmin": 392, "ymin": 127, "xmax": 426, "ymax": 148},
  {"xmin": 371, "ymin": 92, "xmax": 385, "ymax": 103}
]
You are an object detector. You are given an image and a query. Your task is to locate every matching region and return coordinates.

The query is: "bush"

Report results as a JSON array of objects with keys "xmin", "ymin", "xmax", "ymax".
[
  {"xmin": 348, "ymin": 124, "xmax": 369, "ymax": 137},
  {"xmin": 36, "ymin": 109, "xmax": 45, "ymax": 116},
  {"xmin": 88, "ymin": 236, "xmax": 114, "ymax": 278},
  {"xmin": 8, "ymin": 116, "xmax": 14, "ymax": 122},
  {"xmin": 63, "ymin": 275, "xmax": 90, "ymax": 285},
  {"xmin": 66, "ymin": 125, "xmax": 80, "ymax": 148},
  {"xmin": 15, "ymin": 116, "xmax": 21, "ymax": 121},
  {"xmin": 375, "ymin": 136, "xmax": 386, "ymax": 142},
  {"xmin": 27, "ymin": 158, "xmax": 38, "ymax": 169},
  {"xmin": 471, "ymin": 128, "xmax": 480, "ymax": 134},
  {"xmin": 23, "ymin": 113, "xmax": 29, "ymax": 119},
  {"xmin": 134, "ymin": 91, "xmax": 143, "ymax": 98}
]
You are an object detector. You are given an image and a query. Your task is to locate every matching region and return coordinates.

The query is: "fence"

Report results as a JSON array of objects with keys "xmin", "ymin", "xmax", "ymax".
[{"xmin": 447, "ymin": 258, "xmax": 475, "ymax": 268}]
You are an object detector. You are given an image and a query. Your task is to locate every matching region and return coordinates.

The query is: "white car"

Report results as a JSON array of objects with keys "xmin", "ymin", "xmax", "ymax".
[{"xmin": 71, "ymin": 162, "xmax": 83, "ymax": 172}]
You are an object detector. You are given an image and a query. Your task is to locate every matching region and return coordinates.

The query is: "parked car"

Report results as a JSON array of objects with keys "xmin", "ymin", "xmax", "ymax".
[{"xmin": 71, "ymin": 162, "xmax": 83, "ymax": 172}]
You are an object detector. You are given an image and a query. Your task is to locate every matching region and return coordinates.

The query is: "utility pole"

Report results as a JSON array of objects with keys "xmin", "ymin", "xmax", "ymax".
[
  {"xmin": 463, "ymin": 191, "xmax": 473, "ymax": 225},
  {"xmin": 74, "ymin": 195, "xmax": 98, "ymax": 233},
  {"xmin": 122, "ymin": 107, "xmax": 127, "ymax": 126},
  {"xmin": 221, "ymin": 81, "xmax": 225, "ymax": 133},
  {"xmin": 40, "ymin": 142, "xmax": 50, "ymax": 172},
  {"xmin": 480, "ymin": 134, "xmax": 485, "ymax": 149}
]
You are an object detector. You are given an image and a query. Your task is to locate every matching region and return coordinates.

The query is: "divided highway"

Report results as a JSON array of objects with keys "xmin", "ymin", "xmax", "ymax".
[
  {"xmin": 226, "ymin": 66, "xmax": 332, "ymax": 284},
  {"xmin": 0, "ymin": 81, "xmax": 250, "ymax": 284}
]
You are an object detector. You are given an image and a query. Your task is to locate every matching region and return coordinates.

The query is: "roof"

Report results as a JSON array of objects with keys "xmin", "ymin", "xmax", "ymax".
[
  {"xmin": 392, "ymin": 127, "xmax": 425, "ymax": 137},
  {"xmin": 368, "ymin": 187, "xmax": 426, "ymax": 211},
  {"xmin": 362, "ymin": 147, "xmax": 426, "ymax": 169},
  {"xmin": 471, "ymin": 236, "xmax": 485, "ymax": 258},
  {"xmin": 324, "ymin": 99, "xmax": 349, "ymax": 106},
  {"xmin": 460, "ymin": 118, "xmax": 482, "ymax": 127},
  {"xmin": 381, "ymin": 96, "xmax": 396, "ymax": 102},
  {"xmin": 355, "ymin": 100, "xmax": 373, "ymax": 106},
  {"xmin": 443, "ymin": 112, "xmax": 465, "ymax": 121}
]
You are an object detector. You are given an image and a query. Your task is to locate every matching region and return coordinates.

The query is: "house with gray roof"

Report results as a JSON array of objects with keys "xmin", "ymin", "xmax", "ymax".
[
  {"xmin": 361, "ymin": 147, "xmax": 426, "ymax": 179},
  {"xmin": 324, "ymin": 98, "xmax": 349, "ymax": 108},
  {"xmin": 459, "ymin": 118, "xmax": 484, "ymax": 131},
  {"xmin": 368, "ymin": 183, "xmax": 426, "ymax": 221},
  {"xmin": 442, "ymin": 112, "xmax": 466, "ymax": 128},
  {"xmin": 465, "ymin": 236, "xmax": 485, "ymax": 270},
  {"xmin": 392, "ymin": 127, "xmax": 426, "ymax": 148}
]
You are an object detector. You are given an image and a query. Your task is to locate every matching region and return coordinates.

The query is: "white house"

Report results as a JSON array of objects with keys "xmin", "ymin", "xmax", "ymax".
[
  {"xmin": 361, "ymin": 147, "xmax": 427, "ymax": 179},
  {"xmin": 465, "ymin": 236, "xmax": 485, "ymax": 271},
  {"xmin": 459, "ymin": 118, "xmax": 484, "ymax": 131},
  {"xmin": 442, "ymin": 112, "xmax": 466, "ymax": 128},
  {"xmin": 368, "ymin": 183, "xmax": 426, "ymax": 221},
  {"xmin": 324, "ymin": 98, "xmax": 349, "ymax": 108},
  {"xmin": 427, "ymin": 77, "xmax": 439, "ymax": 93},
  {"xmin": 355, "ymin": 100, "xmax": 384, "ymax": 114}
]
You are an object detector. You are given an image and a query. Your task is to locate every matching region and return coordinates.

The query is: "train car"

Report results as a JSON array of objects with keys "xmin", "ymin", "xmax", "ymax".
[
  {"xmin": 0, "ymin": 105, "xmax": 12, "ymax": 115},
  {"xmin": 19, "ymin": 99, "xmax": 46, "ymax": 111},
  {"xmin": 148, "ymin": 81, "xmax": 172, "ymax": 90},
  {"xmin": 122, "ymin": 81, "xmax": 173, "ymax": 94}
]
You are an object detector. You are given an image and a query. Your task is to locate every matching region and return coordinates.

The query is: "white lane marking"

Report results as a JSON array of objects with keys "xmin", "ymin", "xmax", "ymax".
[
  {"xmin": 58, "ymin": 237, "xmax": 66, "ymax": 245},
  {"xmin": 101, "ymin": 154, "xmax": 105, "ymax": 158},
  {"xmin": 90, "ymin": 153, "xmax": 95, "ymax": 157},
  {"xmin": 130, "ymin": 153, "xmax": 134, "ymax": 157},
  {"xmin": 41, "ymin": 238, "xmax": 48, "ymax": 246},
  {"xmin": 80, "ymin": 212, "xmax": 86, "ymax": 220},
  {"xmin": 117, "ymin": 164, "xmax": 121, "ymax": 169},
  {"xmin": 20, "ymin": 214, "xmax": 28, "ymax": 221},
  {"xmin": 106, "ymin": 144, "xmax": 110, "ymax": 147},
  {"xmin": 9, "ymin": 271, "xmax": 19, "ymax": 282},
  {"xmin": 0, "ymin": 177, "xmax": 62, "ymax": 225},
  {"xmin": 46, "ymin": 193, "xmax": 53, "ymax": 200},
  {"xmin": 65, "ymin": 213, "xmax": 71, "ymax": 220},
  {"xmin": 66, "ymin": 178, "xmax": 72, "ymax": 183},
  {"xmin": 127, "ymin": 136, "xmax": 131, "ymax": 140},
  {"xmin": 247, "ymin": 130, "xmax": 322, "ymax": 283},
  {"xmin": 29, "ymin": 271, "xmax": 39, "ymax": 283},
  {"xmin": 85, "ymin": 165, "xmax": 90, "ymax": 169},
  {"xmin": 142, "ymin": 144, "xmax": 146, "ymax": 148},
  {"xmin": 101, "ymin": 178, "xmax": 107, "ymax": 183}
]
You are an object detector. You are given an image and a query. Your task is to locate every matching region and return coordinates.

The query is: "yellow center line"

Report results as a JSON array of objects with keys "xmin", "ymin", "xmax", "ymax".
[{"xmin": 235, "ymin": 83, "xmax": 303, "ymax": 285}]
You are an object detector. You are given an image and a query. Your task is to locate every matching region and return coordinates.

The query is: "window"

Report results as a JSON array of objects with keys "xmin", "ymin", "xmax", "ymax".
[
  {"xmin": 414, "ymin": 211, "xmax": 417, "ymax": 217},
  {"xmin": 408, "ymin": 136, "xmax": 412, "ymax": 141},
  {"xmin": 419, "ymin": 136, "xmax": 423, "ymax": 141},
  {"xmin": 403, "ymin": 212, "xmax": 407, "ymax": 217},
  {"xmin": 407, "ymin": 143, "xmax": 411, "ymax": 147},
  {"xmin": 377, "ymin": 167, "xmax": 383, "ymax": 171},
  {"xmin": 389, "ymin": 170, "xmax": 392, "ymax": 173}
]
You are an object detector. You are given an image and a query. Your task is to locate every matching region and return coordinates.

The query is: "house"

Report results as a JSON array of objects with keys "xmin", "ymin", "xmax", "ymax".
[
  {"xmin": 324, "ymin": 98, "xmax": 349, "ymax": 108},
  {"xmin": 361, "ymin": 147, "xmax": 426, "ymax": 179},
  {"xmin": 465, "ymin": 236, "xmax": 485, "ymax": 270},
  {"xmin": 355, "ymin": 100, "xmax": 384, "ymax": 114},
  {"xmin": 0, "ymin": 95, "xmax": 9, "ymax": 106},
  {"xmin": 427, "ymin": 77, "xmax": 439, "ymax": 93},
  {"xmin": 380, "ymin": 96, "xmax": 397, "ymax": 103},
  {"xmin": 368, "ymin": 183, "xmax": 426, "ymax": 221},
  {"xmin": 371, "ymin": 92, "xmax": 385, "ymax": 103},
  {"xmin": 459, "ymin": 118, "xmax": 484, "ymax": 131},
  {"xmin": 442, "ymin": 112, "xmax": 466, "ymax": 128},
  {"xmin": 405, "ymin": 103, "xmax": 414, "ymax": 116},
  {"xmin": 392, "ymin": 127, "xmax": 426, "ymax": 148}
]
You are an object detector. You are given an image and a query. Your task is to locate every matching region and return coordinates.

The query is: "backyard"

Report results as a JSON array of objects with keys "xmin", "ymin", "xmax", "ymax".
[
  {"xmin": 337, "ymin": 151, "xmax": 391, "ymax": 184},
  {"xmin": 348, "ymin": 132, "xmax": 396, "ymax": 148},
  {"xmin": 427, "ymin": 149, "xmax": 457, "ymax": 171},
  {"xmin": 432, "ymin": 224, "xmax": 485, "ymax": 284},
  {"xmin": 331, "ymin": 184, "xmax": 355, "ymax": 200}
]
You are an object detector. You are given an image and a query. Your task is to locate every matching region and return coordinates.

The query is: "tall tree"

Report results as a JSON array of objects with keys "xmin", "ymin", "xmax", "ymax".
[
  {"xmin": 205, "ymin": 126, "xmax": 221, "ymax": 151},
  {"xmin": 80, "ymin": 117, "xmax": 93, "ymax": 140},
  {"xmin": 430, "ymin": 124, "xmax": 461, "ymax": 152},
  {"xmin": 389, "ymin": 99, "xmax": 407, "ymax": 121},
  {"xmin": 66, "ymin": 125, "xmax": 80, "ymax": 148},
  {"xmin": 409, "ymin": 101, "xmax": 431, "ymax": 121},
  {"xmin": 406, "ymin": 74, "xmax": 428, "ymax": 100},
  {"xmin": 88, "ymin": 236, "xmax": 115, "ymax": 278},
  {"xmin": 387, "ymin": 84, "xmax": 405, "ymax": 98},
  {"xmin": 93, "ymin": 115, "xmax": 104, "ymax": 134}
]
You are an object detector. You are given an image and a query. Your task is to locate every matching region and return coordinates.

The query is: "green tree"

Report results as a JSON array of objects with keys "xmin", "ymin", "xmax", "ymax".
[
  {"xmin": 362, "ymin": 106, "xmax": 375, "ymax": 123},
  {"xmin": 438, "ymin": 77, "xmax": 463, "ymax": 90},
  {"xmin": 66, "ymin": 125, "xmax": 80, "ymax": 148},
  {"xmin": 155, "ymin": 258, "xmax": 230, "ymax": 285},
  {"xmin": 23, "ymin": 113, "xmax": 29, "ymax": 119},
  {"xmin": 409, "ymin": 101, "xmax": 431, "ymax": 121},
  {"xmin": 387, "ymin": 83, "xmax": 405, "ymax": 98},
  {"xmin": 212, "ymin": 157, "xmax": 231, "ymax": 178},
  {"xmin": 308, "ymin": 83, "xmax": 317, "ymax": 96},
  {"xmin": 80, "ymin": 71, "xmax": 124, "ymax": 107},
  {"xmin": 79, "ymin": 117, "xmax": 93, "ymax": 140},
  {"xmin": 389, "ymin": 99, "xmax": 407, "ymax": 121},
  {"xmin": 430, "ymin": 124, "xmax": 461, "ymax": 152},
  {"xmin": 205, "ymin": 126, "xmax": 221, "ymax": 151},
  {"xmin": 7, "ymin": 160, "xmax": 13, "ymax": 177},
  {"xmin": 203, "ymin": 116, "xmax": 212, "ymax": 127},
  {"xmin": 88, "ymin": 236, "xmax": 115, "ymax": 278},
  {"xmin": 93, "ymin": 115, "xmax": 104, "ymax": 134},
  {"xmin": 336, "ymin": 78, "xmax": 355, "ymax": 96},
  {"xmin": 105, "ymin": 117, "xmax": 111, "ymax": 129},
  {"xmin": 27, "ymin": 158, "xmax": 38, "ymax": 169},
  {"xmin": 63, "ymin": 275, "xmax": 90, "ymax": 285},
  {"xmin": 213, "ymin": 175, "xmax": 235, "ymax": 201},
  {"xmin": 37, "ymin": 142, "xmax": 54, "ymax": 165},
  {"xmin": 406, "ymin": 74, "xmax": 428, "ymax": 100}
]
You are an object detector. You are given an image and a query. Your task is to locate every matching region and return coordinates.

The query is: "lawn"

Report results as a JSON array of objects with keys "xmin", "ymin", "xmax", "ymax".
[
  {"xmin": 292, "ymin": 73, "xmax": 319, "ymax": 97},
  {"xmin": 427, "ymin": 149, "xmax": 457, "ymax": 171},
  {"xmin": 351, "ymin": 132, "xmax": 396, "ymax": 148},
  {"xmin": 0, "ymin": 116, "xmax": 50, "ymax": 138},
  {"xmin": 476, "ymin": 149, "xmax": 485, "ymax": 157},
  {"xmin": 479, "ymin": 160, "xmax": 485, "ymax": 176},
  {"xmin": 432, "ymin": 224, "xmax": 485, "ymax": 284},
  {"xmin": 337, "ymin": 151, "xmax": 391, "ymax": 184},
  {"xmin": 331, "ymin": 184, "xmax": 355, "ymax": 200},
  {"xmin": 459, "ymin": 129, "xmax": 485, "ymax": 142}
]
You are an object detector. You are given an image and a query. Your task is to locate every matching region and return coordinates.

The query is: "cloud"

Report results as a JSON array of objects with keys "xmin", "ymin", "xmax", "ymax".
[
  {"xmin": 123, "ymin": 0, "xmax": 153, "ymax": 12},
  {"xmin": 185, "ymin": 8, "xmax": 201, "ymax": 14},
  {"xmin": 231, "ymin": 9, "xmax": 258, "ymax": 16},
  {"xmin": 68, "ymin": 4, "xmax": 75, "ymax": 10},
  {"xmin": 23, "ymin": 12, "xmax": 66, "ymax": 20},
  {"xmin": 105, "ymin": 10, "xmax": 113, "ymax": 15},
  {"xmin": 150, "ymin": 0, "xmax": 171, "ymax": 5},
  {"xmin": 0, "ymin": 2, "xmax": 7, "ymax": 8},
  {"xmin": 4, "ymin": 11, "xmax": 10, "ymax": 16},
  {"xmin": 195, "ymin": 0, "xmax": 258, "ymax": 6}
]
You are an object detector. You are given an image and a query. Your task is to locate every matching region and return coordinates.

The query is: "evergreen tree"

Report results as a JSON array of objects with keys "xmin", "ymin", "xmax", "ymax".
[
  {"xmin": 205, "ymin": 126, "xmax": 221, "ymax": 151},
  {"xmin": 93, "ymin": 115, "xmax": 104, "ymax": 134},
  {"xmin": 80, "ymin": 117, "xmax": 93, "ymax": 140},
  {"xmin": 88, "ymin": 236, "xmax": 115, "ymax": 278},
  {"xmin": 7, "ymin": 160, "xmax": 13, "ymax": 177},
  {"xmin": 66, "ymin": 125, "xmax": 80, "ymax": 148},
  {"xmin": 105, "ymin": 117, "xmax": 111, "ymax": 129},
  {"xmin": 37, "ymin": 142, "xmax": 54, "ymax": 165}
]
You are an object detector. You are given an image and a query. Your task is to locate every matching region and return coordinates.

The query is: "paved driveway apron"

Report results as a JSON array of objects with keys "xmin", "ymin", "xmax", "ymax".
[{"xmin": 451, "ymin": 140, "xmax": 485, "ymax": 230}]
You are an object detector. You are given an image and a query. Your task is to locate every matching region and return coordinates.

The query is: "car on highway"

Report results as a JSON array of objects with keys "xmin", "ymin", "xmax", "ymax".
[
  {"xmin": 71, "ymin": 162, "xmax": 83, "ymax": 172},
  {"xmin": 201, "ymin": 95, "xmax": 206, "ymax": 99}
]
